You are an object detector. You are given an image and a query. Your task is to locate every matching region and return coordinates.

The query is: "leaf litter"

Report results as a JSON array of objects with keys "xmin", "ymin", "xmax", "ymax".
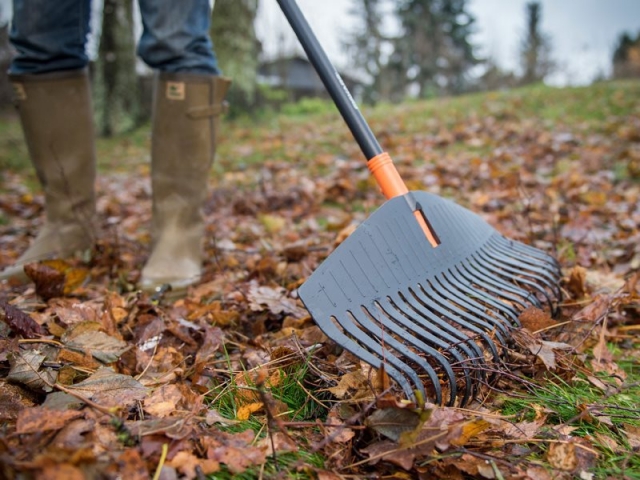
[{"xmin": 1, "ymin": 82, "xmax": 640, "ymax": 478}]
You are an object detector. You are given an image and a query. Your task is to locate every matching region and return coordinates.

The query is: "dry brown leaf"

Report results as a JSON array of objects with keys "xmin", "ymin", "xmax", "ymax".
[
  {"xmin": 65, "ymin": 330, "xmax": 131, "ymax": 364},
  {"xmin": 203, "ymin": 430, "xmax": 266, "ymax": 474},
  {"xmin": 327, "ymin": 370, "xmax": 369, "ymax": 399},
  {"xmin": 168, "ymin": 451, "xmax": 220, "ymax": 479},
  {"xmin": 622, "ymin": 423, "xmax": 640, "ymax": 449},
  {"xmin": 247, "ymin": 281, "xmax": 306, "ymax": 318},
  {"xmin": 566, "ymin": 266, "xmax": 588, "ymax": 298},
  {"xmin": 16, "ymin": 406, "xmax": 83, "ymax": 434},
  {"xmin": 66, "ymin": 367, "xmax": 147, "ymax": 408},
  {"xmin": 519, "ymin": 306, "xmax": 557, "ymax": 332},
  {"xmin": 0, "ymin": 301, "xmax": 44, "ymax": 338},
  {"xmin": 24, "ymin": 259, "xmax": 89, "ymax": 300},
  {"xmin": 116, "ymin": 448, "xmax": 148, "ymax": 480},
  {"xmin": 7, "ymin": 349, "xmax": 57, "ymax": 392},
  {"xmin": 0, "ymin": 380, "xmax": 38, "ymax": 421},
  {"xmin": 502, "ymin": 420, "xmax": 544, "ymax": 440},
  {"xmin": 450, "ymin": 418, "xmax": 491, "ymax": 446},
  {"xmin": 259, "ymin": 431, "xmax": 299, "ymax": 455},
  {"xmin": 51, "ymin": 418, "xmax": 95, "ymax": 449},
  {"xmin": 364, "ymin": 407, "xmax": 421, "ymax": 442},
  {"xmin": 360, "ymin": 440, "xmax": 415, "ymax": 470},
  {"xmin": 37, "ymin": 463, "xmax": 85, "ymax": 480},
  {"xmin": 144, "ymin": 384, "xmax": 185, "ymax": 418},
  {"xmin": 325, "ymin": 415, "xmax": 356, "ymax": 444},
  {"xmin": 193, "ymin": 325, "xmax": 223, "ymax": 366}
]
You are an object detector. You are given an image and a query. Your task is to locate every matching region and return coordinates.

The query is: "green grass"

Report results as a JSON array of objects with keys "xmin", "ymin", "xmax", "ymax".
[
  {"xmin": 0, "ymin": 112, "xmax": 30, "ymax": 172},
  {"xmin": 500, "ymin": 352, "xmax": 640, "ymax": 479},
  {"xmin": 209, "ymin": 451, "xmax": 325, "ymax": 480},
  {"xmin": 204, "ymin": 358, "xmax": 331, "ymax": 477}
]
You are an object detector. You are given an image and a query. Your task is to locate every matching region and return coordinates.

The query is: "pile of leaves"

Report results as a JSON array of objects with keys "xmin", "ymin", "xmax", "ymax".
[{"xmin": 1, "ymin": 81, "xmax": 639, "ymax": 479}]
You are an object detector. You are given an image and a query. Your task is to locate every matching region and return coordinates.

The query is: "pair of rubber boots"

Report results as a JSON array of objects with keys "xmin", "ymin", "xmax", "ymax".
[{"xmin": 0, "ymin": 69, "xmax": 231, "ymax": 294}]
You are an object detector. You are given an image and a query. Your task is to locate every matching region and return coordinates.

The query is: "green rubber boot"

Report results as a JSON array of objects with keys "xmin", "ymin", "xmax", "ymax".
[
  {"xmin": 1, "ymin": 69, "xmax": 97, "ymax": 283},
  {"xmin": 140, "ymin": 72, "xmax": 231, "ymax": 294}
]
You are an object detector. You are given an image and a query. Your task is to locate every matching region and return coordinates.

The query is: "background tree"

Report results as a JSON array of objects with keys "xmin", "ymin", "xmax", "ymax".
[
  {"xmin": 345, "ymin": 0, "xmax": 399, "ymax": 104},
  {"xmin": 394, "ymin": 0, "xmax": 479, "ymax": 98},
  {"xmin": 210, "ymin": 0, "xmax": 260, "ymax": 114},
  {"xmin": 0, "ymin": 19, "xmax": 14, "ymax": 109},
  {"xmin": 612, "ymin": 30, "xmax": 640, "ymax": 78},
  {"xmin": 94, "ymin": 0, "xmax": 140, "ymax": 137},
  {"xmin": 519, "ymin": 1, "xmax": 554, "ymax": 85}
]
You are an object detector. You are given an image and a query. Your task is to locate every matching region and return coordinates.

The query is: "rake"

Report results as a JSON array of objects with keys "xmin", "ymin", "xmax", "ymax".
[{"xmin": 278, "ymin": 0, "xmax": 562, "ymax": 407}]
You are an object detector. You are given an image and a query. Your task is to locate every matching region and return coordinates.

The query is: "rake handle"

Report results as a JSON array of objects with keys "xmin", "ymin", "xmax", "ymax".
[
  {"xmin": 276, "ymin": 0, "xmax": 383, "ymax": 161},
  {"xmin": 277, "ymin": 0, "xmax": 440, "ymax": 247}
]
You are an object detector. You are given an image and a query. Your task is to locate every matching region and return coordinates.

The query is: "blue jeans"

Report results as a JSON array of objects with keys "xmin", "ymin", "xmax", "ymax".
[{"xmin": 9, "ymin": 0, "xmax": 220, "ymax": 75}]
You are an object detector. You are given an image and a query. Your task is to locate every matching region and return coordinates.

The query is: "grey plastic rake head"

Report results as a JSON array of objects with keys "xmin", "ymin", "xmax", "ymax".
[
  {"xmin": 278, "ymin": 0, "xmax": 562, "ymax": 407},
  {"xmin": 298, "ymin": 192, "xmax": 561, "ymax": 406}
]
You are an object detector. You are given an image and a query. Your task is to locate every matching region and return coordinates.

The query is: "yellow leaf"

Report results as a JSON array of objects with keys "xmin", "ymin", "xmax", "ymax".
[
  {"xmin": 237, "ymin": 402, "xmax": 263, "ymax": 420},
  {"xmin": 450, "ymin": 419, "xmax": 491, "ymax": 446}
]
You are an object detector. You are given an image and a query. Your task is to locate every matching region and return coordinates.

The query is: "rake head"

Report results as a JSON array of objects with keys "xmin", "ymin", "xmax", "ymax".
[{"xmin": 299, "ymin": 191, "xmax": 561, "ymax": 407}]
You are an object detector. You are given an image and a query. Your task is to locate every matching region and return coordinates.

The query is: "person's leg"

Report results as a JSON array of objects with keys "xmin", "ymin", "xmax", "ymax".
[
  {"xmin": 9, "ymin": 0, "xmax": 92, "ymax": 74},
  {"xmin": 1, "ymin": 0, "xmax": 97, "ymax": 283},
  {"xmin": 137, "ymin": 0, "xmax": 230, "ymax": 293},
  {"xmin": 137, "ymin": 0, "xmax": 219, "ymax": 74}
]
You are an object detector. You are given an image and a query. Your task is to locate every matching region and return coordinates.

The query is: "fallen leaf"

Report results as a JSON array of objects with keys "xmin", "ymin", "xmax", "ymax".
[
  {"xmin": 144, "ymin": 384, "xmax": 185, "ymax": 418},
  {"xmin": 365, "ymin": 407, "xmax": 421, "ymax": 442},
  {"xmin": 16, "ymin": 406, "xmax": 83, "ymax": 434},
  {"xmin": 168, "ymin": 451, "xmax": 219, "ymax": 479},
  {"xmin": 51, "ymin": 418, "xmax": 95, "ymax": 449},
  {"xmin": 325, "ymin": 415, "xmax": 356, "ymax": 444},
  {"xmin": 0, "ymin": 380, "xmax": 39, "ymax": 421},
  {"xmin": 116, "ymin": 448, "xmax": 149, "ymax": 480},
  {"xmin": 0, "ymin": 301, "xmax": 44, "ymax": 338},
  {"xmin": 24, "ymin": 259, "xmax": 89, "ymax": 300},
  {"xmin": 66, "ymin": 367, "xmax": 147, "ymax": 408},
  {"xmin": 327, "ymin": 370, "xmax": 370, "ymax": 400},
  {"xmin": 258, "ymin": 213, "xmax": 286, "ymax": 234},
  {"xmin": 65, "ymin": 331, "xmax": 131, "ymax": 363},
  {"xmin": 37, "ymin": 464, "xmax": 85, "ymax": 480},
  {"xmin": 519, "ymin": 306, "xmax": 557, "ymax": 332},
  {"xmin": 7, "ymin": 349, "xmax": 57, "ymax": 392},
  {"xmin": 450, "ymin": 418, "xmax": 491, "ymax": 446},
  {"xmin": 247, "ymin": 281, "xmax": 306, "ymax": 318},
  {"xmin": 237, "ymin": 401, "xmax": 264, "ymax": 420},
  {"xmin": 566, "ymin": 266, "xmax": 588, "ymax": 298},
  {"xmin": 194, "ymin": 325, "xmax": 223, "ymax": 366},
  {"xmin": 203, "ymin": 430, "xmax": 266, "ymax": 474},
  {"xmin": 360, "ymin": 440, "xmax": 415, "ymax": 470},
  {"xmin": 259, "ymin": 431, "xmax": 299, "ymax": 455},
  {"xmin": 502, "ymin": 420, "xmax": 543, "ymax": 440}
]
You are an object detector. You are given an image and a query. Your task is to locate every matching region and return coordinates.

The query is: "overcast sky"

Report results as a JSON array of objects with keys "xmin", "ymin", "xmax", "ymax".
[
  {"xmin": 257, "ymin": 0, "xmax": 640, "ymax": 86},
  {"xmin": 2, "ymin": 0, "xmax": 639, "ymax": 86}
]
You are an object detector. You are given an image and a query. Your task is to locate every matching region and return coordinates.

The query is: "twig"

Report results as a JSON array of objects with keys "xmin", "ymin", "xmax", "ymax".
[{"xmin": 152, "ymin": 443, "xmax": 169, "ymax": 480}]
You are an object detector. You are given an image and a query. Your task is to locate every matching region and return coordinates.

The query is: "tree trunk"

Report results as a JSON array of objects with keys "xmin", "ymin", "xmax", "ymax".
[{"xmin": 96, "ymin": 0, "xmax": 140, "ymax": 137}]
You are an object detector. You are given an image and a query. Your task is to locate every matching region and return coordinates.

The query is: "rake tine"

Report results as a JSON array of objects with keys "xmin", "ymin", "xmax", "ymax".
[
  {"xmin": 396, "ymin": 289, "xmax": 499, "ymax": 388},
  {"xmin": 353, "ymin": 306, "xmax": 459, "ymax": 405},
  {"xmin": 442, "ymin": 268, "xmax": 521, "ymax": 326},
  {"xmin": 479, "ymin": 245, "xmax": 561, "ymax": 298},
  {"xmin": 470, "ymin": 251, "xmax": 556, "ymax": 311},
  {"xmin": 490, "ymin": 236, "xmax": 561, "ymax": 279},
  {"xmin": 330, "ymin": 312, "xmax": 435, "ymax": 403},
  {"xmin": 371, "ymin": 299, "xmax": 469, "ymax": 405},
  {"xmin": 316, "ymin": 313, "xmax": 429, "ymax": 402},
  {"xmin": 412, "ymin": 282, "xmax": 504, "ymax": 359},
  {"xmin": 385, "ymin": 294, "xmax": 486, "ymax": 389},
  {"xmin": 485, "ymin": 239, "xmax": 562, "ymax": 291},
  {"xmin": 425, "ymin": 277, "xmax": 510, "ymax": 342},
  {"xmin": 401, "ymin": 286, "xmax": 500, "ymax": 363},
  {"xmin": 456, "ymin": 261, "xmax": 540, "ymax": 311}
]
